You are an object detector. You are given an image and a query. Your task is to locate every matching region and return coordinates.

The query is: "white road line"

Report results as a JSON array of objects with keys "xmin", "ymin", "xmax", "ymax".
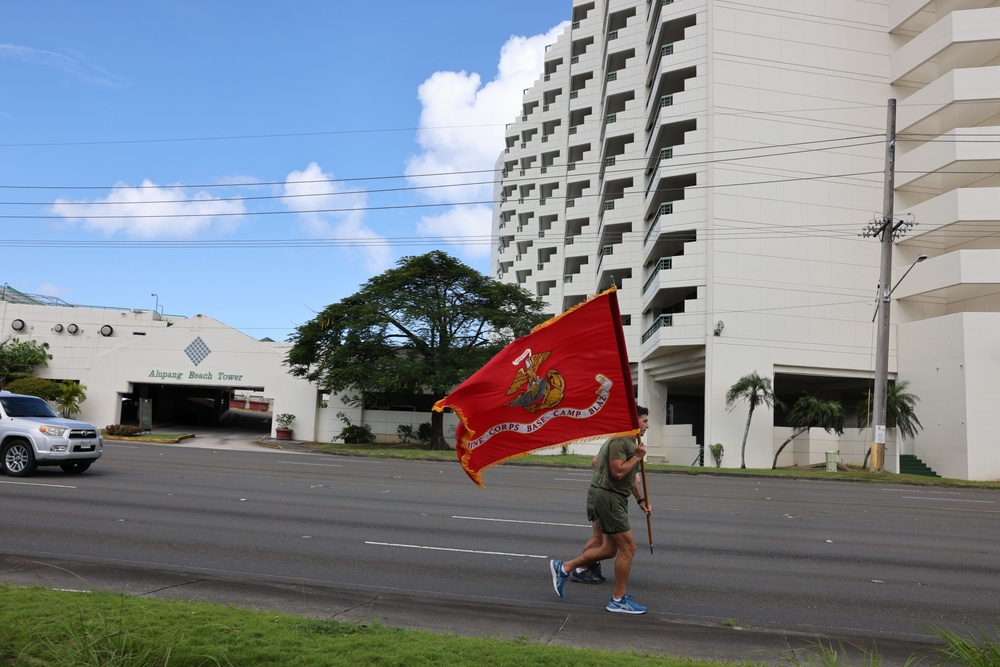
[
  {"xmin": 453, "ymin": 515, "xmax": 590, "ymax": 528},
  {"xmin": 901, "ymin": 497, "xmax": 993, "ymax": 504},
  {"xmin": 0, "ymin": 480, "xmax": 77, "ymax": 489},
  {"xmin": 276, "ymin": 461, "xmax": 343, "ymax": 468},
  {"xmin": 553, "ymin": 477, "xmax": 591, "ymax": 482},
  {"xmin": 365, "ymin": 541, "xmax": 546, "ymax": 559}
]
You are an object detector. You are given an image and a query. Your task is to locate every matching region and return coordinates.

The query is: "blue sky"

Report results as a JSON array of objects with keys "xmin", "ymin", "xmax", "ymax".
[{"xmin": 1, "ymin": 2, "xmax": 570, "ymax": 340}]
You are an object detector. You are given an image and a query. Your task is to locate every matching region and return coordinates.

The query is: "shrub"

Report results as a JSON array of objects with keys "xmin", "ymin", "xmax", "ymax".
[
  {"xmin": 3, "ymin": 377, "xmax": 62, "ymax": 401},
  {"xmin": 335, "ymin": 411, "xmax": 375, "ymax": 444},
  {"xmin": 416, "ymin": 422, "xmax": 433, "ymax": 444},
  {"xmin": 105, "ymin": 424, "xmax": 142, "ymax": 437},
  {"xmin": 397, "ymin": 424, "xmax": 415, "ymax": 443}
]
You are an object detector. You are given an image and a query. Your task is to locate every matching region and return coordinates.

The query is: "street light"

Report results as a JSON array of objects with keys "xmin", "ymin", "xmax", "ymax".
[
  {"xmin": 151, "ymin": 293, "xmax": 160, "ymax": 315},
  {"xmin": 870, "ymin": 252, "xmax": 926, "ymax": 471}
]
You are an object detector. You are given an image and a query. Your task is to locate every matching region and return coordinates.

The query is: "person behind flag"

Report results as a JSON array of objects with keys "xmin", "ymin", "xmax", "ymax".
[{"xmin": 549, "ymin": 405, "xmax": 652, "ymax": 614}]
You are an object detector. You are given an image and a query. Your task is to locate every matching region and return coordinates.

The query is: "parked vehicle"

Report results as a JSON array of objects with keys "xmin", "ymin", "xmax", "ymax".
[{"xmin": 0, "ymin": 390, "xmax": 103, "ymax": 476}]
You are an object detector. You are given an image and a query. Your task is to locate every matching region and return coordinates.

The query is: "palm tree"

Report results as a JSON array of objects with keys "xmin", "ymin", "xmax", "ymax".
[
  {"xmin": 725, "ymin": 372, "xmax": 783, "ymax": 469},
  {"xmin": 858, "ymin": 380, "xmax": 923, "ymax": 468},
  {"xmin": 56, "ymin": 380, "xmax": 87, "ymax": 418},
  {"xmin": 771, "ymin": 394, "xmax": 845, "ymax": 469},
  {"xmin": 857, "ymin": 380, "xmax": 923, "ymax": 440}
]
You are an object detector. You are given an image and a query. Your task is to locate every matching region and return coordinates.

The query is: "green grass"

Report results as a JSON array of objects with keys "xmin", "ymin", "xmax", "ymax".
[
  {"xmin": 4, "ymin": 586, "xmax": 997, "ymax": 666},
  {"xmin": 0, "ymin": 585, "xmax": 754, "ymax": 667}
]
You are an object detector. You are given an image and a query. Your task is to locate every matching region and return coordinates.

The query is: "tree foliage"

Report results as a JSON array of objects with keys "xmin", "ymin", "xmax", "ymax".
[
  {"xmin": 0, "ymin": 338, "xmax": 51, "ymax": 388},
  {"xmin": 56, "ymin": 380, "xmax": 87, "ymax": 418},
  {"xmin": 857, "ymin": 380, "xmax": 923, "ymax": 441},
  {"xmin": 286, "ymin": 251, "xmax": 547, "ymax": 449},
  {"xmin": 725, "ymin": 371, "xmax": 783, "ymax": 469},
  {"xmin": 771, "ymin": 394, "xmax": 845, "ymax": 469}
]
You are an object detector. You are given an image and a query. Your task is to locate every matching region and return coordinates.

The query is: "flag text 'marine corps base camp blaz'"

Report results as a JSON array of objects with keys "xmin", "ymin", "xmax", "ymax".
[{"xmin": 433, "ymin": 287, "xmax": 639, "ymax": 487}]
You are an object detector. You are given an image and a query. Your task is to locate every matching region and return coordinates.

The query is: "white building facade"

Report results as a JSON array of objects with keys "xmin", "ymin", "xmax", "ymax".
[
  {"xmin": 493, "ymin": 0, "xmax": 1000, "ymax": 480},
  {"xmin": 0, "ymin": 292, "xmax": 456, "ymax": 444}
]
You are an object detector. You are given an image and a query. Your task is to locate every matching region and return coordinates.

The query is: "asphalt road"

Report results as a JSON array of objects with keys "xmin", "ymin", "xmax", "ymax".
[{"xmin": 2, "ymin": 439, "xmax": 998, "ymax": 664}]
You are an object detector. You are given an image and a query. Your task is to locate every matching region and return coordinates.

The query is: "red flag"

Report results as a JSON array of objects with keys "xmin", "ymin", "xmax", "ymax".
[{"xmin": 433, "ymin": 287, "xmax": 638, "ymax": 486}]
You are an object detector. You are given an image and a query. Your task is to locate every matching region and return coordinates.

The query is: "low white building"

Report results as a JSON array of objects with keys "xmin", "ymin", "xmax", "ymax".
[{"xmin": 0, "ymin": 290, "xmax": 454, "ymax": 443}]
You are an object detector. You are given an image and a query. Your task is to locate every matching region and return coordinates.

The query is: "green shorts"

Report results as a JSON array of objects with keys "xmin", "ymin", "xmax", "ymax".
[{"xmin": 586, "ymin": 486, "xmax": 631, "ymax": 535}]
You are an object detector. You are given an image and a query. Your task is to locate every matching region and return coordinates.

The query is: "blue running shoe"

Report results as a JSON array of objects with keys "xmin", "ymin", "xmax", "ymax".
[
  {"xmin": 606, "ymin": 596, "xmax": 647, "ymax": 614},
  {"xmin": 550, "ymin": 559, "xmax": 569, "ymax": 598}
]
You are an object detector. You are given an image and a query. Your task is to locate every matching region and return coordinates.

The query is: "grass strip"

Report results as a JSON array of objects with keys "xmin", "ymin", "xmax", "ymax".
[{"xmin": 0, "ymin": 585, "xmax": 744, "ymax": 667}]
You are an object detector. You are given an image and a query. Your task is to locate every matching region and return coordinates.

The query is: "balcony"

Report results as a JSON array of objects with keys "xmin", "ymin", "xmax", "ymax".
[
  {"xmin": 891, "ymin": 8, "xmax": 1000, "ymax": 85},
  {"xmin": 641, "ymin": 314, "xmax": 673, "ymax": 343},
  {"xmin": 642, "ymin": 257, "xmax": 673, "ymax": 294}
]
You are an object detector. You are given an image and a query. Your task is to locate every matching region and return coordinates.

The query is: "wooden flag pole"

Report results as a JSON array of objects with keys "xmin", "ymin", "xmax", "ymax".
[{"xmin": 638, "ymin": 434, "xmax": 653, "ymax": 554}]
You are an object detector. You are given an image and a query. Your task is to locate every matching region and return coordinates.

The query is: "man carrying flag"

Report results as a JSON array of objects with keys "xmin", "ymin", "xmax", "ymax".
[
  {"xmin": 433, "ymin": 287, "xmax": 652, "ymax": 613},
  {"xmin": 550, "ymin": 405, "xmax": 652, "ymax": 614}
]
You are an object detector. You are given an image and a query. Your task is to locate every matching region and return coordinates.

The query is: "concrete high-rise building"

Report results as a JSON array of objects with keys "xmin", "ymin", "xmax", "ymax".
[{"xmin": 492, "ymin": 0, "xmax": 1000, "ymax": 480}]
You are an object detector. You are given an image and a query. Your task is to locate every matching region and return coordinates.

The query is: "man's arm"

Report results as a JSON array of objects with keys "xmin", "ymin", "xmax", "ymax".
[{"xmin": 609, "ymin": 439, "xmax": 648, "ymax": 480}]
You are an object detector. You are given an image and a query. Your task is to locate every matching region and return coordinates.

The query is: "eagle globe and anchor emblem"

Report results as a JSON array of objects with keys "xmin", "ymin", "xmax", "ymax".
[{"xmin": 505, "ymin": 348, "xmax": 565, "ymax": 413}]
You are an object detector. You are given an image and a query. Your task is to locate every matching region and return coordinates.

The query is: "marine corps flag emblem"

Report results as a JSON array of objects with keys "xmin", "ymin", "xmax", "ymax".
[{"xmin": 433, "ymin": 287, "xmax": 639, "ymax": 487}]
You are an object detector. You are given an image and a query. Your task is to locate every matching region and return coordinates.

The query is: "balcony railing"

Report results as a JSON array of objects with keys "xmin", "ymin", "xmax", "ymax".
[
  {"xmin": 642, "ymin": 257, "xmax": 673, "ymax": 294},
  {"xmin": 654, "ymin": 201, "xmax": 673, "ymax": 225},
  {"xmin": 641, "ymin": 314, "xmax": 673, "ymax": 343}
]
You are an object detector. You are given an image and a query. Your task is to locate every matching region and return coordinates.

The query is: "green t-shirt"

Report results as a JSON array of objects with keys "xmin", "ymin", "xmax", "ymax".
[{"xmin": 591, "ymin": 435, "xmax": 638, "ymax": 496}]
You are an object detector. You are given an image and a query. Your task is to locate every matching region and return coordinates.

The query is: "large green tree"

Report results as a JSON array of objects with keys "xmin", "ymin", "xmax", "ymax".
[
  {"xmin": 0, "ymin": 338, "xmax": 51, "ymax": 388},
  {"xmin": 725, "ymin": 371, "xmax": 783, "ymax": 469},
  {"xmin": 771, "ymin": 394, "xmax": 845, "ymax": 469},
  {"xmin": 286, "ymin": 251, "xmax": 547, "ymax": 450}
]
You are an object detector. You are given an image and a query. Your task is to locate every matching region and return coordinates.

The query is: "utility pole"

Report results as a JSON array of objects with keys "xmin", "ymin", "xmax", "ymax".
[
  {"xmin": 871, "ymin": 99, "xmax": 896, "ymax": 472},
  {"xmin": 862, "ymin": 100, "xmax": 921, "ymax": 472},
  {"xmin": 854, "ymin": 100, "xmax": 900, "ymax": 471}
]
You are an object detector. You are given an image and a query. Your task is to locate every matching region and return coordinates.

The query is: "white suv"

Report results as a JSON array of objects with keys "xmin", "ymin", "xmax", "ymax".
[{"xmin": 0, "ymin": 390, "xmax": 103, "ymax": 476}]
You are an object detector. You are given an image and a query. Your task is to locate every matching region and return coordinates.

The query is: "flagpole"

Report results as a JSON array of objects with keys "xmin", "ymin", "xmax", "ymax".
[{"xmin": 638, "ymin": 434, "xmax": 653, "ymax": 554}]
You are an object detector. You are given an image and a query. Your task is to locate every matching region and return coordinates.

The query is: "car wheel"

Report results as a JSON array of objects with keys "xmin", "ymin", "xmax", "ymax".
[
  {"xmin": 60, "ymin": 461, "xmax": 93, "ymax": 474},
  {"xmin": 2, "ymin": 439, "xmax": 38, "ymax": 477}
]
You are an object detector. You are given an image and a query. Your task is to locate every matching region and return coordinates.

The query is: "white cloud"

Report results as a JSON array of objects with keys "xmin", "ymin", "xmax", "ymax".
[
  {"xmin": 416, "ymin": 205, "xmax": 492, "ymax": 259},
  {"xmin": 282, "ymin": 162, "xmax": 391, "ymax": 272},
  {"xmin": 0, "ymin": 43, "xmax": 122, "ymax": 86},
  {"xmin": 405, "ymin": 23, "xmax": 569, "ymax": 258},
  {"xmin": 50, "ymin": 180, "xmax": 245, "ymax": 238}
]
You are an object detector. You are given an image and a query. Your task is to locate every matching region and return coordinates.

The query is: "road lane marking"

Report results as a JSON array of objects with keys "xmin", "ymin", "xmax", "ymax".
[
  {"xmin": 276, "ymin": 461, "xmax": 343, "ymax": 468},
  {"xmin": 365, "ymin": 541, "xmax": 546, "ymax": 558},
  {"xmin": 901, "ymin": 497, "xmax": 993, "ymax": 504},
  {"xmin": 453, "ymin": 515, "xmax": 590, "ymax": 528},
  {"xmin": 554, "ymin": 478, "xmax": 591, "ymax": 482},
  {"xmin": 0, "ymin": 480, "xmax": 76, "ymax": 489}
]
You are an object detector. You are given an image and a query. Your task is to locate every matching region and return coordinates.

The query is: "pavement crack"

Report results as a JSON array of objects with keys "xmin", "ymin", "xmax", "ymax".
[
  {"xmin": 331, "ymin": 594, "xmax": 383, "ymax": 618},
  {"xmin": 548, "ymin": 614, "xmax": 571, "ymax": 643},
  {"xmin": 140, "ymin": 579, "xmax": 209, "ymax": 596}
]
